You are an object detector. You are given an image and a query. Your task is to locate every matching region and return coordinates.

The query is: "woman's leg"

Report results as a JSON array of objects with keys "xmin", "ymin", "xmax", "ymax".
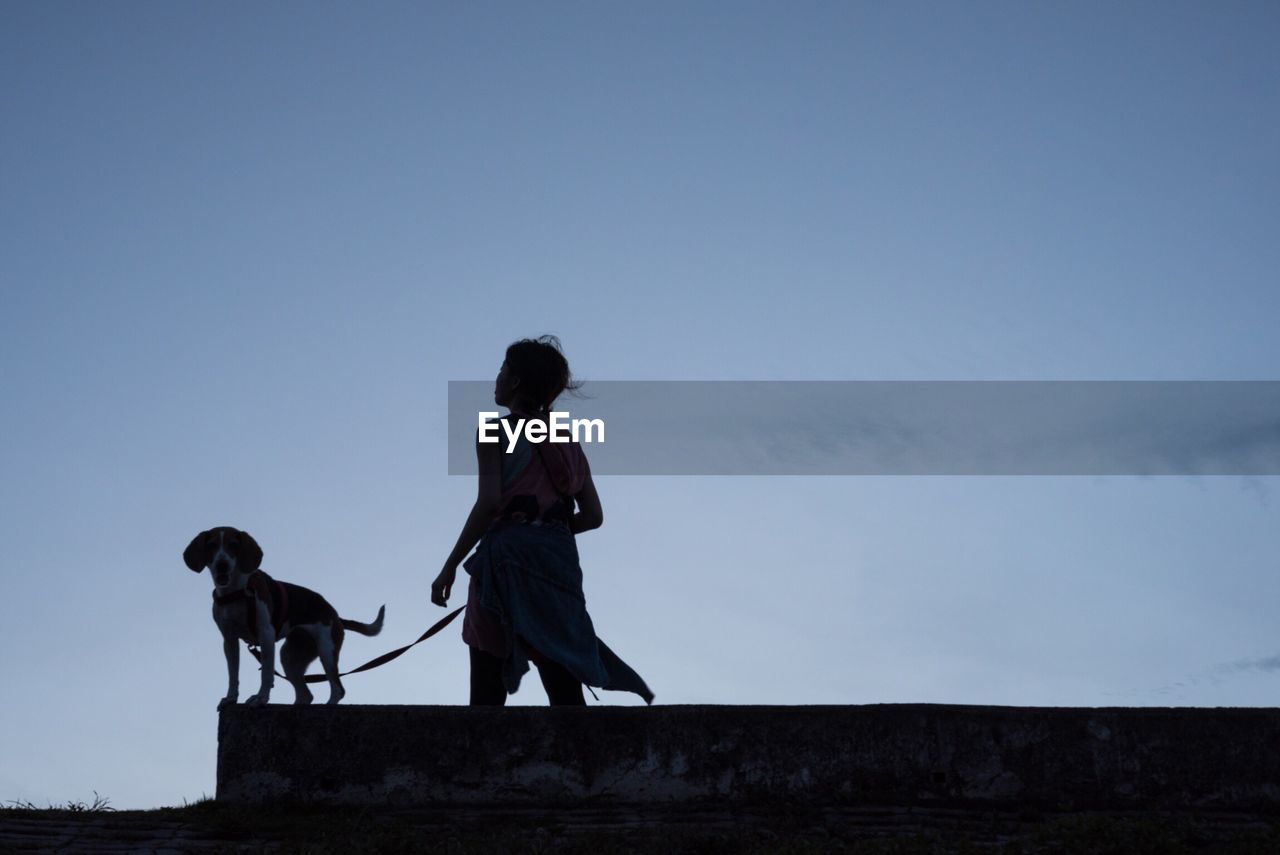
[
  {"xmin": 468, "ymin": 645, "xmax": 507, "ymax": 706},
  {"xmin": 534, "ymin": 657, "xmax": 585, "ymax": 706},
  {"xmin": 517, "ymin": 635, "xmax": 585, "ymax": 706}
]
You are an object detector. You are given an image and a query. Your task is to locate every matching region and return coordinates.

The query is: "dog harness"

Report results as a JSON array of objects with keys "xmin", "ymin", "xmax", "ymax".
[{"xmin": 212, "ymin": 571, "xmax": 290, "ymax": 644}]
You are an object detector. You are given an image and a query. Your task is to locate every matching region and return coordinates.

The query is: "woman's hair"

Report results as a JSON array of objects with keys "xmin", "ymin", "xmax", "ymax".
[{"xmin": 505, "ymin": 335, "xmax": 583, "ymax": 410}]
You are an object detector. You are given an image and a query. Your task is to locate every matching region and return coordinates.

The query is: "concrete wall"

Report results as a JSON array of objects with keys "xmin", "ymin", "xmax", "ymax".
[{"xmin": 216, "ymin": 704, "xmax": 1280, "ymax": 810}]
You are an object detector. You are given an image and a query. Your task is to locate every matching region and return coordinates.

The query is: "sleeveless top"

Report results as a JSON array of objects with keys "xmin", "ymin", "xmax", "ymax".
[{"xmin": 490, "ymin": 414, "xmax": 589, "ymax": 525}]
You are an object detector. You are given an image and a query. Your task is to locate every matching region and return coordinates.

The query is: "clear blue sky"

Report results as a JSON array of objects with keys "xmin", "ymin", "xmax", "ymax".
[{"xmin": 2, "ymin": 1, "xmax": 1278, "ymax": 810}]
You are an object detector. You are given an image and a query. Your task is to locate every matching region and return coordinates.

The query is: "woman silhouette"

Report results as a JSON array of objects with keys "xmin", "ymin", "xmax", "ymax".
[{"xmin": 432, "ymin": 336, "xmax": 654, "ymax": 706}]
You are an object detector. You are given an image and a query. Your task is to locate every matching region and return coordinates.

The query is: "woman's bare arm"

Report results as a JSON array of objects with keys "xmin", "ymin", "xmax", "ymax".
[
  {"xmin": 431, "ymin": 435, "xmax": 503, "ymax": 606},
  {"xmin": 570, "ymin": 460, "xmax": 603, "ymax": 535}
]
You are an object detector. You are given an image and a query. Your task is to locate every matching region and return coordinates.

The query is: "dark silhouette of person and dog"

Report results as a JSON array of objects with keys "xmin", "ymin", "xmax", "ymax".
[{"xmin": 185, "ymin": 336, "xmax": 650, "ymax": 708}]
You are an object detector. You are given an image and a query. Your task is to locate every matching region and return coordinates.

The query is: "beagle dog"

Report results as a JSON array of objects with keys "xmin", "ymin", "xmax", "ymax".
[{"xmin": 183, "ymin": 526, "xmax": 385, "ymax": 708}]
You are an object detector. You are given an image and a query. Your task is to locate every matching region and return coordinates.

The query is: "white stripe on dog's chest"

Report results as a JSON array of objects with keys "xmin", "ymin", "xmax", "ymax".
[{"xmin": 214, "ymin": 596, "xmax": 265, "ymax": 644}]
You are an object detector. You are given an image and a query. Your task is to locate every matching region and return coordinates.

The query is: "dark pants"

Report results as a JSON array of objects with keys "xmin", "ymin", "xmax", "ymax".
[{"xmin": 469, "ymin": 642, "xmax": 585, "ymax": 706}]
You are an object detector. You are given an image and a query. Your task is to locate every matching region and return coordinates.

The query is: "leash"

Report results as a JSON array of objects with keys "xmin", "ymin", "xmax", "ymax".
[{"xmin": 246, "ymin": 605, "xmax": 466, "ymax": 684}]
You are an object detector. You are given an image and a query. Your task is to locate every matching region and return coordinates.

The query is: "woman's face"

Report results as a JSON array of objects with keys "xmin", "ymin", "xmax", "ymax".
[{"xmin": 494, "ymin": 360, "xmax": 519, "ymax": 407}]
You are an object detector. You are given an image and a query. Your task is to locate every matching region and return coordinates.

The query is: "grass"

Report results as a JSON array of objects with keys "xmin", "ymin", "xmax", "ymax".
[{"xmin": 3, "ymin": 790, "xmax": 114, "ymax": 812}]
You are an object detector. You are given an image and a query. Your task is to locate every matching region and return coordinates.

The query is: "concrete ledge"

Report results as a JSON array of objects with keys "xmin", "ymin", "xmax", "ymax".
[{"xmin": 216, "ymin": 704, "xmax": 1280, "ymax": 811}]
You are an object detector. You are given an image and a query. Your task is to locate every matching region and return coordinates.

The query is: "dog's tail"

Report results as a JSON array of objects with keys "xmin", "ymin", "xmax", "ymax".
[{"xmin": 342, "ymin": 605, "xmax": 385, "ymax": 636}]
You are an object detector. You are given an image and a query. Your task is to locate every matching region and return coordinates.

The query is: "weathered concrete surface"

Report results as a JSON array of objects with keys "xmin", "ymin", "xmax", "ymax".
[{"xmin": 217, "ymin": 704, "xmax": 1280, "ymax": 811}]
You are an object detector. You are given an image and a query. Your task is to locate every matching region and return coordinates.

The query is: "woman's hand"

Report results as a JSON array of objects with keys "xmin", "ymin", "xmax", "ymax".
[{"xmin": 431, "ymin": 563, "xmax": 458, "ymax": 607}]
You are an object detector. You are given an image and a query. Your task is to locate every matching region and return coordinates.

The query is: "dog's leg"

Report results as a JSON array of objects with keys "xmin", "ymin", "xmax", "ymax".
[
  {"xmin": 281, "ymin": 631, "xmax": 315, "ymax": 706},
  {"xmin": 243, "ymin": 598, "xmax": 275, "ymax": 707},
  {"xmin": 316, "ymin": 623, "xmax": 345, "ymax": 705},
  {"xmin": 219, "ymin": 631, "xmax": 239, "ymax": 710}
]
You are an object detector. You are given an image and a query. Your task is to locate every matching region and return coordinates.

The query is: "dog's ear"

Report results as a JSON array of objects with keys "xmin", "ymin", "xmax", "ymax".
[
  {"xmin": 183, "ymin": 530, "xmax": 214, "ymax": 573},
  {"xmin": 237, "ymin": 529, "xmax": 264, "ymax": 573}
]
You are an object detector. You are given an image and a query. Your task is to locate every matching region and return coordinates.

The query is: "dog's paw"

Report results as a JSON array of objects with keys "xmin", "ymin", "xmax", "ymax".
[
  {"xmin": 244, "ymin": 693, "xmax": 269, "ymax": 707},
  {"xmin": 217, "ymin": 696, "xmax": 237, "ymax": 711}
]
